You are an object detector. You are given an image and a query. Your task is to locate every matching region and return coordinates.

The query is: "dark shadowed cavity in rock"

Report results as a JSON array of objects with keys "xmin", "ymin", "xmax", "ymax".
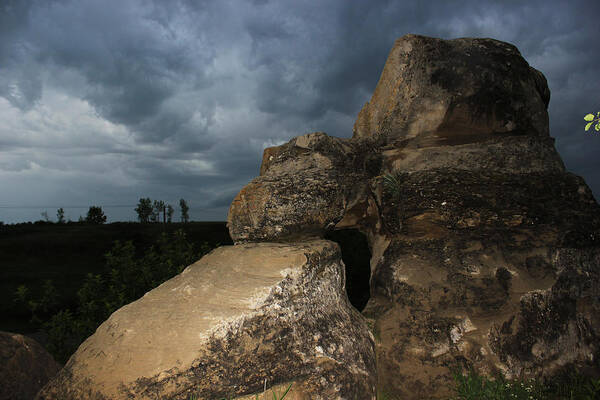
[{"xmin": 325, "ymin": 229, "xmax": 372, "ymax": 311}]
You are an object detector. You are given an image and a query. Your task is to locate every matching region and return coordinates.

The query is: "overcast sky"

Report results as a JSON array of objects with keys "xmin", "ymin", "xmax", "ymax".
[{"xmin": 1, "ymin": 0, "xmax": 599, "ymax": 223}]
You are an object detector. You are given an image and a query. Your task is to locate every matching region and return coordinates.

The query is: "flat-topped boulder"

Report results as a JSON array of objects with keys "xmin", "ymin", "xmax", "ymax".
[
  {"xmin": 36, "ymin": 240, "xmax": 376, "ymax": 400},
  {"xmin": 353, "ymin": 34, "xmax": 551, "ymax": 145}
]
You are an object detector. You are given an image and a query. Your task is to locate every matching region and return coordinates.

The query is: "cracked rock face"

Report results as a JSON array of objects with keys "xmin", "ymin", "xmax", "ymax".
[
  {"xmin": 227, "ymin": 34, "xmax": 600, "ymax": 399},
  {"xmin": 36, "ymin": 241, "xmax": 377, "ymax": 400}
]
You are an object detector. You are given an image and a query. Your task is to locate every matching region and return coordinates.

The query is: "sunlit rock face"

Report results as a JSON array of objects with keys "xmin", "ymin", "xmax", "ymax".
[
  {"xmin": 227, "ymin": 34, "xmax": 600, "ymax": 399},
  {"xmin": 36, "ymin": 241, "xmax": 377, "ymax": 400}
]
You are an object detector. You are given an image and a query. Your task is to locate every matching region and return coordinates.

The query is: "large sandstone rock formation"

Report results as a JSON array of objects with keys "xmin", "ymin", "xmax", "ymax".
[
  {"xmin": 37, "ymin": 241, "xmax": 376, "ymax": 399},
  {"xmin": 37, "ymin": 34, "xmax": 600, "ymax": 400},
  {"xmin": 0, "ymin": 331, "xmax": 61, "ymax": 400},
  {"xmin": 228, "ymin": 34, "xmax": 600, "ymax": 399}
]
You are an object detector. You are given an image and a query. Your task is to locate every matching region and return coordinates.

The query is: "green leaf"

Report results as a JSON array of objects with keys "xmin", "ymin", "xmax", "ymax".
[
  {"xmin": 584, "ymin": 113, "xmax": 595, "ymax": 121},
  {"xmin": 586, "ymin": 122, "xmax": 593, "ymax": 131},
  {"xmin": 596, "ymin": 123, "xmax": 600, "ymax": 132},
  {"xmin": 280, "ymin": 383, "xmax": 293, "ymax": 399}
]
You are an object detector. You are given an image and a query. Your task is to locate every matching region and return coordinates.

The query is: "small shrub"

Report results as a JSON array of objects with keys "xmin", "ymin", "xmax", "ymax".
[{"xmin": 382, "ymin": 171, "xmax": 403, "ymax": 201}]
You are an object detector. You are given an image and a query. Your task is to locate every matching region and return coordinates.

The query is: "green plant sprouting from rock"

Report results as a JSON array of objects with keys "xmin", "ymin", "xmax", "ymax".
[
  {"xmin": 382, "ymin": 171, "xmax": 403, "ymax": 201},
  {"xmin": 184, "ymin": 382, "xmax": 292, "ymax": 400},
  {"xmin": 451, "ymin": 366, "xmax": 600, "ymax": 400}
]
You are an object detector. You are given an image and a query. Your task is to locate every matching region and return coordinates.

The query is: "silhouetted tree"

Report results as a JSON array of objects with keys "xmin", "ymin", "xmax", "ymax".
[
  {"xmin": 179, "ymin": 199, "xmax": 189, "ymax": 223},
  {"xmin": 41, "ymin": 211, "xmax": 50, "ymax": 222},
  {"xmin": 56, "ymin": 208, "xmax": 65, "ymax": 224},
  {"xmin": 167, "ymin": 204, "xmax": 174, "ymax": 223},
  {"xmin": 85, "ymin": 206, "xmax": 106, "ymax": 224},
  {"xmin": 134, "ymin": 198, "xmax": 153, "ymax": 223},
  {"xmin": 152, "ymin": 200, "xmax": 166, "ymax": 223}
]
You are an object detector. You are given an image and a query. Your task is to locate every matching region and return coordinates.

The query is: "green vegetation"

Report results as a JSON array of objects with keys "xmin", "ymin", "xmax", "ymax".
[
  {"xmin": 584, "ymin": 112, "xmax": 600, "ymax": 132},
  {"xmin": 194, "ymin": 382, "xmax": 293, "ymax": 400},
  {"xmin": 135, "ymin": 197, "xmax": 154, "ymax": 222},
  {"xmin": 56, "ymin": 208, "xmax": 66, "ymax": 224},
  {"xmin": 85, "ymin": 205, "xmax": 107, "ymax": 224},
  {"xmin": 382, "ymin": 171, "xmax": 403, "ymax": 202},
  {"xmin": 451, "ymin": 367, "xmax": 600, "ymax": 400},
  {"xmin": 1, "ymin": 222, "xmax": 232, "ymax": 334},
  {"xmin": 180, "ymin": 198, "xmax": 190, "ymax": 223},
  {"xmin": 14, "ymin": 229, "xmax": 217, "ymax": 363}
]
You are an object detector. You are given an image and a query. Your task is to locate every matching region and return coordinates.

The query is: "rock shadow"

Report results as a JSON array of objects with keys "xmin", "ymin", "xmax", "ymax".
[{"xmin": 324, "ymin": 229, "xmax": 371, "ymax": 311}]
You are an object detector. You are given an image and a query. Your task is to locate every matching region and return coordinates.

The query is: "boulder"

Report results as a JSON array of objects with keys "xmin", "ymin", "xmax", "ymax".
[
  {"xmin": 226, "ymin": 34, "xmax": 600, "ymax": 398},
  {"xmin": 288, "ymin": 163, "xmax": 599, "ymax": 399},
  {"xmin": 227, "ymin": 132, "xmax": 369, "ymax": 243},
  {"xmin": 353, "ymin": 34, "xmax": 551, "ymax": 145},
  {"xmin": 356, "ymin": 36, "xmax": 600, "ymax": 398},
  {"xmin": 0, "ymin": 331, "xmax": 61, "ymax": 400},
  {"xmin": 36, "ymin": 240, "xmax": 377, "ymax": 400}
]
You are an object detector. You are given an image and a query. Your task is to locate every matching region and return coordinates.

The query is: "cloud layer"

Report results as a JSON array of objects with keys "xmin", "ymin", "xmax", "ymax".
[{"xmin": 1, "ymin": 0, "xmax": 599, "ymax": 223}]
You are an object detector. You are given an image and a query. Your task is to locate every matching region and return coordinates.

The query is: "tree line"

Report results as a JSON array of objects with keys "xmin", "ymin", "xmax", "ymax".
[
  {"xmin": 28, "ymin": 198, "xmax": 191, "ymax": 225},
  {"xmin": 134, "ymin": 198, "xmax": 190, "ymax": 223},
  {"xmin": 39, "ymin": 206, "xmax": 107, "ymax": 225}
]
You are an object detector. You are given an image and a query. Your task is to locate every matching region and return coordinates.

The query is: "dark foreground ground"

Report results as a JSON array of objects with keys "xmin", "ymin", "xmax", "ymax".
[{"xmin": 0, "ymin": 221, "xmax": 232, "ymax": 334}]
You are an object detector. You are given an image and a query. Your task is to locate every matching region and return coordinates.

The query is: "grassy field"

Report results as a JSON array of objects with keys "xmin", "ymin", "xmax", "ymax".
[{"xmin": 0, "ymin": 221, "xmax": 232, "ymax": 334}]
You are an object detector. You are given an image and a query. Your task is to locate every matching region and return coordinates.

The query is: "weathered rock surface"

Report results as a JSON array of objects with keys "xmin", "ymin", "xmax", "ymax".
[
  {"xmin": 365, "ymin": 199, "xmax": 600, "ymax": 398},
  {"xmin": 226, "ymin": 34, "xmax": 600, "ymax": 399},
  {"xmin": 0, "ymin": 331, "xmax": 61, "ymax": 400},
  {"xmin": 356, "ymin": 35, "xmax": 600, "ymax": 399},
  {"xmin": 36, "ymin": 240, "xmax": 376, "ymax": 400},
  {"xmin": 228, "ymin": 132, "xmax": 369, "ymax": 243},
  {"xmin": 353, "ymin": 34, "xmax": 551, "ymax": 145}
]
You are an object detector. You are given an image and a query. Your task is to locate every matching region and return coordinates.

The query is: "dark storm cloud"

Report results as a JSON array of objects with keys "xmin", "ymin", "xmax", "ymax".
[
  {"xmin": 1, "ymin": 0, "xmax": 600, "ymax": 223},
  {"xmin": 1, "ymin": 0, "xmax": 218, "ymax": 145}
]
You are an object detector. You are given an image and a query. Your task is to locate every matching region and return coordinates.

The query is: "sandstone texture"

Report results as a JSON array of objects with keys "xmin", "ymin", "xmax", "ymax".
[
  {"xmin": 353, "ymin": 34, "xmax": 551, "ymax": 145},
  {"xmin": 0, "ymin": 331, "xmax": 61, "ymax": 400},
  {"xmin": 228, "ymin": 132, "xmax": 368, "ymax": 243},
  {"xmin": 36, "ymin": 241, "xmax": 376, "ymax": 400},
  {"xmin": 227, "ymin": 34, "xmax": 600, "ymax": 399}
]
